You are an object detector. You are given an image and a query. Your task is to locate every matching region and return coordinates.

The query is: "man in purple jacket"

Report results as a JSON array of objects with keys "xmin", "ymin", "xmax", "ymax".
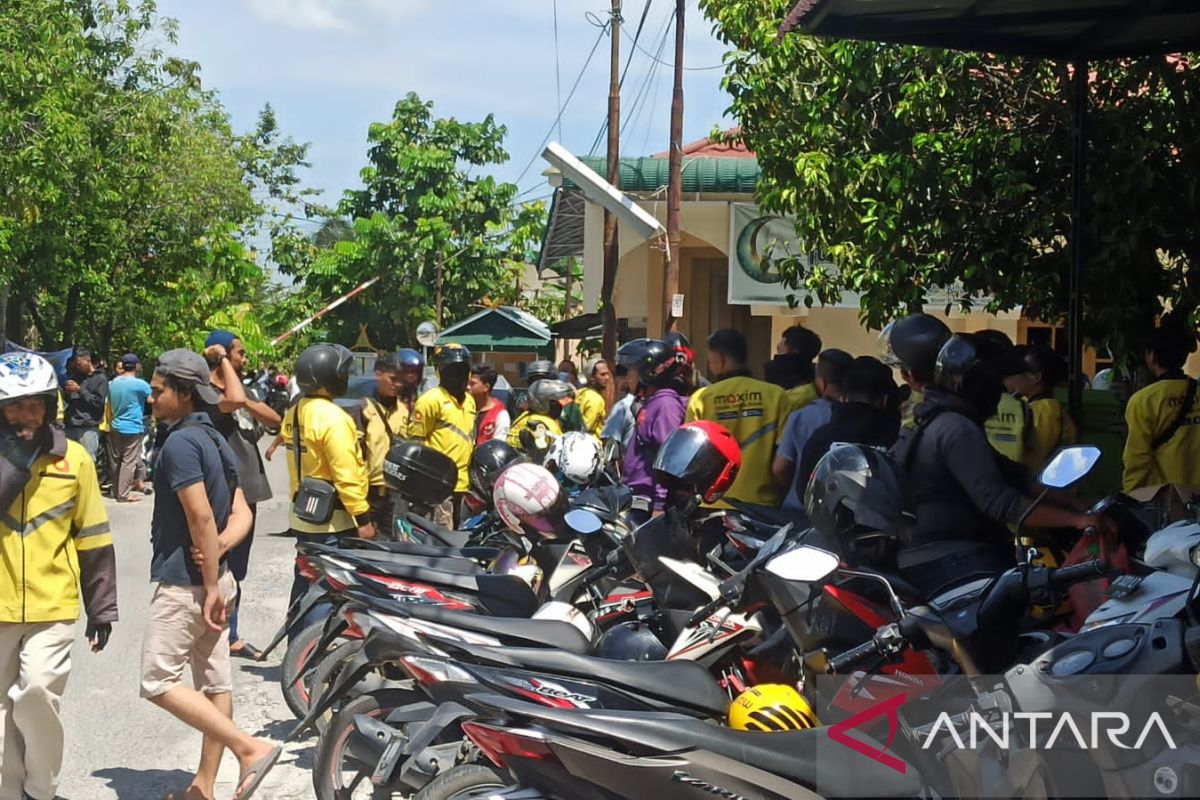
[{"xmin": 615, "ymin": 339, "xmax": 690, "ymax": 524}]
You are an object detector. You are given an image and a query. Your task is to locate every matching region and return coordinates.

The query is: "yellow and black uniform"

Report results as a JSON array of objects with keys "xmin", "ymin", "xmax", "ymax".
[
  {"xmin": 507, "ymin": 412, "xmax": 563, "ymax": 456},
  {"xmin": 0, "ymin": 432, "xmax": 117, "ymax": 624},
  {"xmin": 575, "ymin": 386, "xmax": 606, "ymax": 438},
  {"xmin": 409, "ymin": 387, "xmax": 476, "ymax": 493},
  {"xmin": 282, "ymin": 397, "xmax": 371, "ymax": 534},
  {"xmin": 1024, "ymin": 395, "xmax": 1077, "ymax": 474},
  {"xmin": 983, "ymin": 393, "xmax": 1030, "ymax": 464},
  {"xmin": 1122, "ymin": 376, "xmax": 1200, "ymax": 492},
  {"xmin": 785, "ymin": 382, "xmax": 819, "ymax": 416},
  {"xmin": 362, "ymin": 397, "xmax": 409, "ymax": 488},
  {"xmin": 899, "ymin": 388, "xmax": 924, "ymax": 429},
  {"xmin": 685, "ymin": 374, "xmax": 788, "ymax": 507}
]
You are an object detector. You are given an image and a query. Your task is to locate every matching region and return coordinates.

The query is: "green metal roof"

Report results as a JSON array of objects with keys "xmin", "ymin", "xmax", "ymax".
[
  {"xmin": 566, "ymin": 156, "xmax": 761, "ymax": 195},
  {"xmin": 436, "ymin": 306, "xmax": 553, "ymax": 353}
]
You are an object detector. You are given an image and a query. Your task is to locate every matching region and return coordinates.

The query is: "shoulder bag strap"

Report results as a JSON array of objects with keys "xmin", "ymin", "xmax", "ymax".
[
  {"xmin": 292, "ymin": 402, "xmax": 305, "ymax": 481},
  {"xmin": 368, "ymin": 398, "xmax": 395, "ymax": 440},
  {"xmin": 1152, "ymin": 379, "xmax": 1197, "ymax": 450}
]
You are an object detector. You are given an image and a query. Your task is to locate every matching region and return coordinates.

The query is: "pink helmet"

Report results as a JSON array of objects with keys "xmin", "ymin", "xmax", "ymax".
[{"xmin": 492, "ymin": 463, "xmax": 568, "ymax": 540}]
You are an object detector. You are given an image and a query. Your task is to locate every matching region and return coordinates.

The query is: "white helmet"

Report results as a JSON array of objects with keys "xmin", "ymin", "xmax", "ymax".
[
  {"xmin": 544, "ymin": 431, "xmax": 603, "ymax": 487},
  {"xmin": 0, "ymin": 352, "xmax": 60, "ymax": 417},
  {"xmin": 493, "ymin": 462, "xmax": 568, "ymax": 540}
]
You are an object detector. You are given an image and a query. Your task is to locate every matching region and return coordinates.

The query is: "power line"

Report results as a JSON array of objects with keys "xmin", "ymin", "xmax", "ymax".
[
  {"xmin": 553, "ymin": 0, "xmax": 563, "ymax": 142},
  {"xmin": 588, "ymin": 0, "xmax": 655, "ymax": 157},
  {"xmin": 513, "ymin": 14, "xmax": 610, "ymax": 187},
  {"xmin": 631, "ymin": 34, "xmax": 725, "ymax": 71}
]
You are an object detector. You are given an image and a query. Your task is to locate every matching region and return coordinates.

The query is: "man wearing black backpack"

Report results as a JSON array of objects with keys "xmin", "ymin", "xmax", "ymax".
[{"xmin": 142, "ymin": 349, "xmax": 281, "ymax": 800}]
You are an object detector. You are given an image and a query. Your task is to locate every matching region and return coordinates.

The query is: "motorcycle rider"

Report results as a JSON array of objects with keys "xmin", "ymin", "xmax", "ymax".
[
  {"xmin": 686, "ymin": 329, "xmax": 788, "ymax": 508},
  {"xmin": 617, "ymin": 339, "xmax": 689, "ymax": 524},
  {"xmin": 0, "ymin": 352, "xmax": 117, "ymax": 800},
  {"xmin": 769, "ymin": 324, "xmax": 823, "ymax": 413},
  {"xmin": 773, "ymin": 348, "xmax": 853, "ymax": 512},
  {"xmin": 575, "ymin": 357, "xmax": 612, "ymax": 438},
  {"xmin": 1010, "ymin": 344, "xmax": 1077, "ymax": 474},
  {"xmin": 361, "ymin": 351, "xmax": 411, "ymax": 537},
  {"xmin": 879, "ymin": 313, "xmax": 952, "ymax": 429},
  {"xmin": 973, "ymin": 329, "xmax": 1033, "ymax": 464},
  {"xmin": 1123, "ymin": 316, "xmax": 1200, "ymax": 491},
  {"xmin": 281, "ymin": 344, "xmax": 374, "ymax": 613},
  {"xmin": 409, "ymin": 344, "xmax": 476, "ymax": 527},
  {"xmin": 891, "ymin": 334, "xmax": 1111, "ymax": 598},
  {"xmin": 392, "ymin": 348, "xmax": 424, "ymax": 421},
  {"xmin": 507, "ymin": 379, "xmax": 572, "ymax": 461},
  {"xmin": 797, "ymin": 356, "xmax": 899, "ymax": 484}
]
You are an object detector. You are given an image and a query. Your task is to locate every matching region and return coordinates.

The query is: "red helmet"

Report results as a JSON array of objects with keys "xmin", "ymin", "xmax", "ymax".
[
  {"xmin": 652, "ymin": 420, "xmax": 741, "ymax": 504},
  {"xmin": 274, "ymin": 373, "xmax": 289, "ymax": 388}
]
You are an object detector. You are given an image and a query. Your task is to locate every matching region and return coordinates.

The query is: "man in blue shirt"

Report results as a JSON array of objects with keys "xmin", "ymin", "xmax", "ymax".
[
  {"xmin": 107, "ymin": 353, "xmax": 152, "ymax": 502},
  {"xmin": 773, "ymin": 349, "xmax": 853, "ymax": 513}
]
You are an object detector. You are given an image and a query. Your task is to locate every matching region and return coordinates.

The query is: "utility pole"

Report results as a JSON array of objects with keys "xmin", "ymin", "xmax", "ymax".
[
  {"xmin": 600, "ymin": 0, "xmax": 621, "ymax": 363},
  {"xmin": 435, "ymin": 257, "xmax": 444, "ymax": 328},
  {"xmin": 663, "ymin": 0, "xmax": 684, "ymax": 335}
]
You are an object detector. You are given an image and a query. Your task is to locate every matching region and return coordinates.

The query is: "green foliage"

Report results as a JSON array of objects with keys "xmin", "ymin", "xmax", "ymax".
[
  {"xmin": 285, "ymin": 94, "xmax": 548, "ymax": 348},
  {"xmin": 0, "ymin": 0, "xmax": 318, "ymax": 364},
  {"xmin": 703, "ymin": 0, "xmax": 1200, "ymax": 353}
]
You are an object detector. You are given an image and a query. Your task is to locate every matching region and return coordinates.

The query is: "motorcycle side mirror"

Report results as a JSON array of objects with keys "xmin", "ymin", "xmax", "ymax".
[
  {"xmin": 1038, "ymin": 445, "xmax": 1102, "ymax": 489},
  {"xmin": 564, "ymin": 509, "xmax": 602, "ymax": 537},
  {"xmin": 765, "ymin": 545, "xmax": 840, "ymax": 583}
]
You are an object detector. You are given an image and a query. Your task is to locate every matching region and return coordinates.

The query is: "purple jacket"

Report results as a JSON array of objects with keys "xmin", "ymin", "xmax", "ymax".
[{"xmin": 624, "ymin": 387, "xmax": 688, "ymax": 509}]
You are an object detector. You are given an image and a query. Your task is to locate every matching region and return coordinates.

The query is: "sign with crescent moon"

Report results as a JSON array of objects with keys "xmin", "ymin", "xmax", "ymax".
[{"xmin": 727, "ymin": 204, "xmax": 833, "ymax": 305}]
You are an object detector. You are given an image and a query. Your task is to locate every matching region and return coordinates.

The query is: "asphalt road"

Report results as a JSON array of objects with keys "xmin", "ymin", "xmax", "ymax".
[{"xmin": 58, "ymin": 444, "xmax": 315, "ymax": 799}]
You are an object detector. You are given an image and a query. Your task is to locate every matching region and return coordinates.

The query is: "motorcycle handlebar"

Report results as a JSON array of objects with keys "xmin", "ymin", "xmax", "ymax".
[
  {"xmin": 1050, "ymin": 558, "xmax": 1109, "ymax": 589},
  {"xmin": 826, "ymin": 638, "xmax": 882, "ymax": 674},
  {"xmin": 686, "ymin": 596, "xmax": 727, "ymax": 627}
]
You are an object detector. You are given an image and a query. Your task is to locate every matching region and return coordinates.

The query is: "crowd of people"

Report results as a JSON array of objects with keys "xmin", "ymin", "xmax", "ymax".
[{"xmin": 4, "ymin": 310, "xmax": 1200, "ymax": 800}]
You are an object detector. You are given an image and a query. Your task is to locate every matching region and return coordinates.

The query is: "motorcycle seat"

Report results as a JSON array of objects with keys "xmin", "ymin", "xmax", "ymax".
[
  {"xmin": 342, "ymin": 538, "xmax": 502, "ymax": 562},
  {"xmin": 405, "ymin": 511, "xmax": 470, "ymax": 548},
  {"xmin": 355, "ymin": 569, "xmax": 539, "ymax": 618},
  {"xmin": 404, "ymin": 602, "xmax": 591, "ymax": 654},
  {"xmin": 726, "ymin": 499, "xmax": 796, "ymax": 530},
  {"xmin": 468, "ymin": 693, "xmax": 922, "ymax": 797},
  {"xmin": 344, "ymin": 550, "xmax": 486, "ymax": 575},
  {"xmin": 469, "ymin": 647, "xmax": 729, "ymax": 717}
]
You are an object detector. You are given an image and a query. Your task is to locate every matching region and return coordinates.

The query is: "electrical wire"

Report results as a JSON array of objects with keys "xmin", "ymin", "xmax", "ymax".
[
  {"xmin": 553, "ymin": 0, "xmax": 563, "ymax": 142},
  {"xmin": 587, "ymin": 0, "xmax": 655, "ymax": 156}
]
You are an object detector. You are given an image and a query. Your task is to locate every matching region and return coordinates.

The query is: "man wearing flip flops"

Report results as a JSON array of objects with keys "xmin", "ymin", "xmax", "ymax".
[{"xmin": 141, "ymin": 350, "xmax": 281, "ymax": 800}]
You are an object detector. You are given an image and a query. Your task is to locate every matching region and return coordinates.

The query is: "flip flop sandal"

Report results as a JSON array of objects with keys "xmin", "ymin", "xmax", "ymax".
[
  {"xmin": 232, "ymin": 642, "xmax": 264, "ymax": 660},
  {"xmin": 233, "ymin": 745, "xmax": 282, "ymax": 800}
]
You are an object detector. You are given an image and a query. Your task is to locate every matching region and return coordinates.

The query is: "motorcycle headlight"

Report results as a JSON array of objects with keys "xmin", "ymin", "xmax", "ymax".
[{"xmin": 1191, "ymin": 545, "xmax": 1200, "ymax": 568}]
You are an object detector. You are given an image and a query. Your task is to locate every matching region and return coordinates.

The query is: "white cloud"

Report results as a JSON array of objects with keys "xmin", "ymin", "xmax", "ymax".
[{"xmin": 246, "ymin": 0, "xmax": 429, "ymax": 31}]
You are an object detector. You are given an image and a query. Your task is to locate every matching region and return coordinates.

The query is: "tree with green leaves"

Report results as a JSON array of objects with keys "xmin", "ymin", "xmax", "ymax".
[
  {"xmin": 704, "ymin": 0, "xmax": 1200, "ymax": 355},
  {"xmin": 287, "ymin": 94, "xmax": 547, "ymax": 348}
]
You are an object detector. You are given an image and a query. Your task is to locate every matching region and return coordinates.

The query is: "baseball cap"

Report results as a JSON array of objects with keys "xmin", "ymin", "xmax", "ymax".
[
  {"xmin": 156, "ymin": 349, "xmax": 221, "ymax": 405},
  {"xmin": 120, "ymin": 353, "xmax": 139, "ymax": 368}
]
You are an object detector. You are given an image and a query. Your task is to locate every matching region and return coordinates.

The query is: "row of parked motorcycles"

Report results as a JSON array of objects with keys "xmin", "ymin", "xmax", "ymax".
[{"xmin": 263, "ymin": 429, "xmax": 1200, "ymax": 799}]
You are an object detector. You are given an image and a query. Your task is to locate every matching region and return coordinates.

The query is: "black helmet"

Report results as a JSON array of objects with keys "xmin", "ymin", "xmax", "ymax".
[
  {"xmin": 596, "ymin": 621, "xmax": 668, "ymax": 661},
  {"xmin": 617, "ymin": 338, "xmax": 685, "ymax": 387},
  {"xmin": 527, "ymin": 360, "xmax": 557, "ymax": 383},
  {"xmin": 395, "ymin": 348, "xmax": 425, "ymax": 373},
  {"xmin": 433, "ymin": 343, "xmax": 470, "ymax": 372},
  {"xmin": 804, "ymin": 444, "xmax": 908, "ymax": 551},
  {"xmin": 934, "ymin": 334, "xmax": 1004, "ymax": 421},
  {"xmin": 469, "ymin": 439, "xmax": 526, "ymax": 502},
  {"xmin": 295, "ymin": 343, "xmax": 354, "ymax": 398},
  {"xmin": 879, "ymin": 314, "xmax": 951, "ymax": 382},
  {"xmin": 527, "ymin": 379, "xmax": 574, "ymax": 415}
]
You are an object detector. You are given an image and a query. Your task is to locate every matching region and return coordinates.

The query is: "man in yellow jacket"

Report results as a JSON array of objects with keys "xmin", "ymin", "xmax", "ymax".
[
  {"xmin": 686, "ymin": 329, "xmax": 789, "ymax": 508},
  {"xmin": 0, "ymin": 352, "xmax": 117, "ymax": 800},
  {"xmin": 409, "ymin": 344, "xmax": 476, "ymax": 527},
  {"xmin": 282, "ymin": 344, "xmax": 375, "ymax": 615},
  {"xmin": 361, "ymin": 352, "xmax": 412, "ymax": 537},
  {"xmin": 1123, "ymin": 320, "xmax": 1200, "ymax": 491},
  {"xmin": 575, "ymin": 357, "xmax": 611, "ymax": 438}
]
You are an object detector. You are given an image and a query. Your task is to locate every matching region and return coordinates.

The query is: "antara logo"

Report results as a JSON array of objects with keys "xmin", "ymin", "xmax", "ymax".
[
  {"xmin": 921, "ymin": 711, "xmax": 1178, "ymax": 752},
  {"xmin": 828, "ymin": 692, "xmax": 908, "ymax": 774}
]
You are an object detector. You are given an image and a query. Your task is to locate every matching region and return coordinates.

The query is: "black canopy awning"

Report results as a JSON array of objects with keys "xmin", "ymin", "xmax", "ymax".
[
  {"xmin": 782, "ymin": 0, "xmax": 1200, "ymax": 59},
  {"xmin": 549, "ymin": 312, "xmax": 602, "ymax": 339}
]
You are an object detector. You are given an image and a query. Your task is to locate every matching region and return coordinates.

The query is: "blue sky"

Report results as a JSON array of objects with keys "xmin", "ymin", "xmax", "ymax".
[{"xmin": 157, "ymin": 0, "xmax": 735, "ymax": 223}]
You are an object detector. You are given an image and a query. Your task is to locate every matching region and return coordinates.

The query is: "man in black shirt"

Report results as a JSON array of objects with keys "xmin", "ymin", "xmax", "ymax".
[
  {"xmin": 64, "ymin": 346, "xmax": 109, "ymax": 462},
  {"xmin": 799, "ymin": 357, "xmax": 900, "ymax": 484}
]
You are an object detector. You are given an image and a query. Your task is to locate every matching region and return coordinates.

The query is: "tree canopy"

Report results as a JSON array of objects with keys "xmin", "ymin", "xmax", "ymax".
[{"xmin": 704, "ymin": 0, "xmax": 1200, "ymax": 354}]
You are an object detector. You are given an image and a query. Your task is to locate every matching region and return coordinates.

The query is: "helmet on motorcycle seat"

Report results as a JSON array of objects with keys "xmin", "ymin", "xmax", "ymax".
[
  {"xmin": 433, "ymin": 343, "xmax": 471, "ymax": 372},
  {"xmin": 526, "ymin": 379, "xmax": 574, "ymax": 416},
  {"xmin": 394, "ymin": 348, "xmax": 425, "ymax": 374},
  {"xmin": 0, "ymin": 353, "xmax": 60, "ymax": 422},
  {"xmin": 728, "ymin": 684, "xmax": 818, "ymax": 732},
  {"xmin": 652, "ymin": 421, "xmax": 741, "ymax": 504},
  {"xmin": 544, "ymin": 431, "xmax": 604, "ymax": 487},
  {"xmin": 878, "ymin": 313, "xmax": 951, "ymax": 382},
  {"xmin": 526, "ymin": 360, "xmax": 557, "ymax": 384},
  {"xmin": 493, "ymin": 462, "xmax": 569, "ymax": 539},
  {"xmin": 596, "ymin": 621, "xmax": 668, "ymax": 661},
  {"xmin": 934, "ymin": 334, "xmax": 1005, "ymax": 422},
  {"xmin": 469, "ymin": 439, "xmax": 526, "ymax": 502},
  {"xmin": 804, "ymin": 444, "xmax": 908, "ymax": 543},
  {"xmin": 294, "ymin": 343, "xmax": 355, "ymax": 398}
]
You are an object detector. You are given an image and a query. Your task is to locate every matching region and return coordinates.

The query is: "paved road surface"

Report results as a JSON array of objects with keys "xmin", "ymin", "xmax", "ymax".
[{"xmin": 59, "ymin": 444, "xmax": 314, "ymax": 799}]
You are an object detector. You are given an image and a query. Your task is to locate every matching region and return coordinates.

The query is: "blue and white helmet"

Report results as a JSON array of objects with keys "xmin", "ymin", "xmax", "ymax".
[{"xmin": 0, "ymin": 352, "xmax": 59, "ymax": 415}]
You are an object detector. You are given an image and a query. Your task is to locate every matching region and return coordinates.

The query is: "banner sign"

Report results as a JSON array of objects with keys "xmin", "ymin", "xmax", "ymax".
[{"xmin": 728, "ymin": 203, "xmax": 836, "ymax": 306}]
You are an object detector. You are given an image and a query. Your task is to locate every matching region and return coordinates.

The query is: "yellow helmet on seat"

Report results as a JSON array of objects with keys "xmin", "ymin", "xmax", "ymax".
[{"xmin": 728, "ymin": 684, "xmax": 818, "ymax": 732}]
